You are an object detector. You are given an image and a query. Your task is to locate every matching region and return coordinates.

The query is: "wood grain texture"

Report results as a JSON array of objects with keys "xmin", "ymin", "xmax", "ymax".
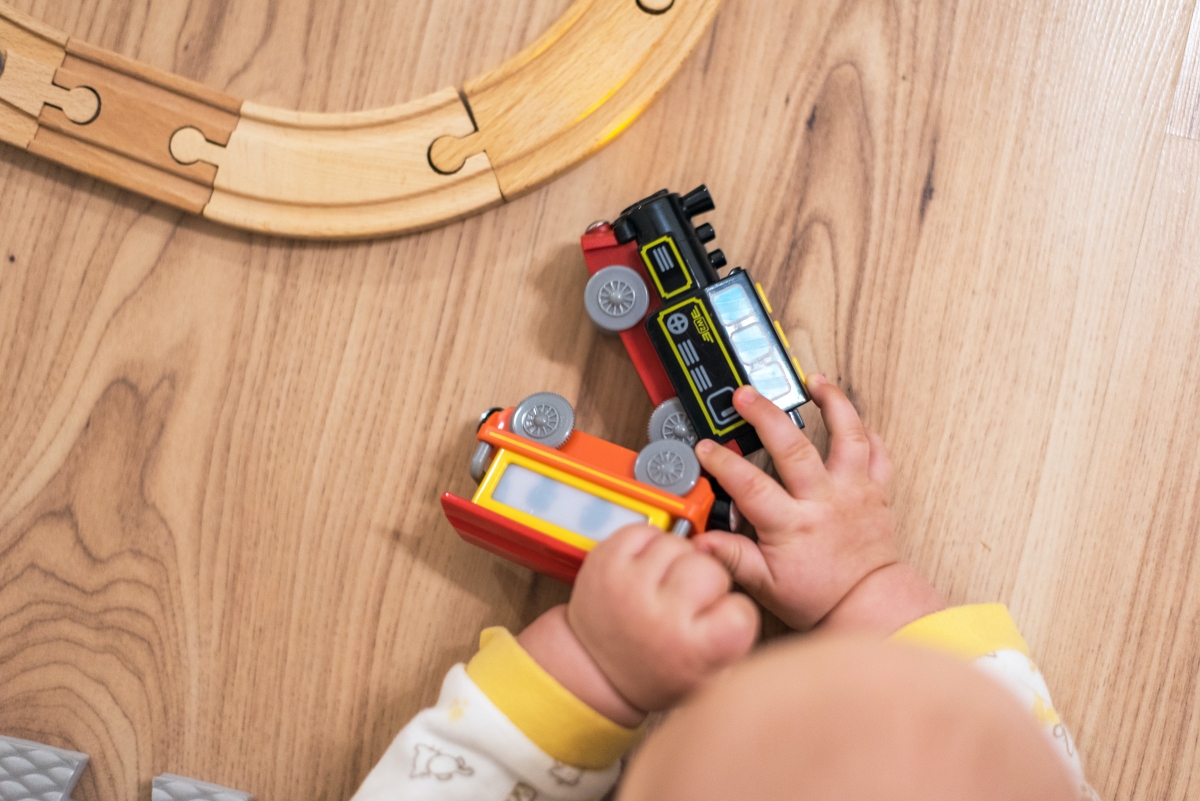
[
  {"xmin": 1, "ymin": 2, "xmax": 1199, "ymax": 801},
  {"xmin": 1054, "ymin": 132, "xmax": 1200, "ymax": 801},
  {"xmin": 1169, "ymin": 3, "xmax": 1200, "ymax": 139}
]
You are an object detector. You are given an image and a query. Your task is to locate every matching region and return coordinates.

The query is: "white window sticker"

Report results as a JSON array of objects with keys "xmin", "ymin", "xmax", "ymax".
[{"xmin": 492, "ymin": 464, "xmax": 648, "ymax": 542}]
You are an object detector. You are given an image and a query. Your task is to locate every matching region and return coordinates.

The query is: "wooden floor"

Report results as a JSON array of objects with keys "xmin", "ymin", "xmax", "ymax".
[{"xmin": 2, "ymin": 1, "xmax": 1199, "ymax": 799}]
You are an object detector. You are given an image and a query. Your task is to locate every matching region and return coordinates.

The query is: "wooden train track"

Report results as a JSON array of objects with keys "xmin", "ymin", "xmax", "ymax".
[{"xmin": 0, "ymin": 0, "xmax": 720, "ymax": 239}]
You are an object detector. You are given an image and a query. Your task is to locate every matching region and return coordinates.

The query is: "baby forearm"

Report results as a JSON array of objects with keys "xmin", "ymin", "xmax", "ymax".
[
  {"xmin": 819, "ymin": 563, "xmax": 946, "ymax": 636},
  {"xmin": 516, "ymin": 605, "xmax": 646, "ymax": 728}
]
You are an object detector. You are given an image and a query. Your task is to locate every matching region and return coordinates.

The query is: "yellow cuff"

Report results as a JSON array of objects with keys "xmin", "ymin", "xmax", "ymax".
[
  {"xmin": 465, "ymin": 627, "xmax": 639, "ymax": 770},
  {"xmin": 891, "ymin": 604, "xmax": 1030, "ymax": 660}
]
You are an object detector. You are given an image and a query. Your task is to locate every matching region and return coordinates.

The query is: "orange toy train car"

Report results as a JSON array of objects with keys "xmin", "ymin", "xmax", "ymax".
[{"xmin": 441, "ymin": 392, "xmax": 716, "ymax": 584}]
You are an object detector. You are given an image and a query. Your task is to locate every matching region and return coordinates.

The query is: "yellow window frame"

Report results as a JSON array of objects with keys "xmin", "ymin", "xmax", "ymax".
[{"xmin": 472, "ymin": 449, "xmax": 672, "ymax": 552}]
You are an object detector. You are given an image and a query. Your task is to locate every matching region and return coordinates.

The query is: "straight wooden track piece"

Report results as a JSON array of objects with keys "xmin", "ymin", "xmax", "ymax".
[
  {"xmin": 0, "ymin": 0, "xmax": 722, "ymax": 239},
  {"xmin": 33, "ymin": 40, "xmax": 241, "ymax": 214},
  {"xmin": 0, "ymin": 6, "xmax": 85, "ymax": 148}
]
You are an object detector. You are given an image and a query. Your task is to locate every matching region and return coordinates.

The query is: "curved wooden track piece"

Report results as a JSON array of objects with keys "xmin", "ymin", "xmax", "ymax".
[{"xmin": 0, "ymin": 0, "xmax": 721, "ymax": 239}]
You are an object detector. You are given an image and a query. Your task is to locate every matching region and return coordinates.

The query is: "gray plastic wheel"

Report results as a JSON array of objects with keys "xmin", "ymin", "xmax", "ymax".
[
  {"xmin": 635, "ymin": 439, "xmax": 701, "ymax": 496},
  {"xmin": 648, "ymin": 397, "xmax": 698, "ymax": 446},
  {"xmin": 585, "ymin": 266, "xmax": 651, "ymax": 333},
  {"xmin": 512, "ymin": 392, "xmax": 575, "ymax": 449},
  {"xmin": 469, "ymin": 441, "xmax": 495, "ymax": 483}
]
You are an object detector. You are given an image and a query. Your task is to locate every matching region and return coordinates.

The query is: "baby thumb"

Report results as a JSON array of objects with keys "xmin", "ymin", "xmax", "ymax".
[
  {"xmin": 696, "ymin": 591, "xmax": 760, "ymax": 666},
  {"xmin": 692, "ymin": 530, "xmax": 772, "ymax": 597}
]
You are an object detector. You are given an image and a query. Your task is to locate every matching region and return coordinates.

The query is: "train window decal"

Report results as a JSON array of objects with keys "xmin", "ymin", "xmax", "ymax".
[
  {"xmin": 640, "ymin": 235, "xmax": 694, "ymax": 299},
  {"xmin": 707, "ymin": 273, "xmax": 808, "ymax": 411},
  {"xmin": 492, "ymin": 465, "xmax": 650, "ymax": 539},
  {"xmin": 474, "ymin": 449, "xmax": 669, "ymax": 552},
  {"xmin": 653, "ymin": 298, "xmax": 748, "ymax": 438}
]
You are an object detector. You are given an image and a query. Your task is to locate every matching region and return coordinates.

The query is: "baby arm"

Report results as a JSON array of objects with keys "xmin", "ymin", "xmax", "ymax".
[
  {"xmin": 524, "ymin": 524, "xmax": 760, "ymax": 717},
  {"xmin": 694, "ymin": 376, "xmax": 1095, "ymax": 797},
  {"xmin": 350, "ymin": 527, "xmax": 758, "ymax": 801}
]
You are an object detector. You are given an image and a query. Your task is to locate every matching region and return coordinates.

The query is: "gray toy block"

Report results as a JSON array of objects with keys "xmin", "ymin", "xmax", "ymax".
[
  {"xmin": 151, "ymin": 774, "xmax": 253, "ymax": 801},
  {"xmin": 0, "ymin": 735, "xmax": 89, "ymax": 801}
]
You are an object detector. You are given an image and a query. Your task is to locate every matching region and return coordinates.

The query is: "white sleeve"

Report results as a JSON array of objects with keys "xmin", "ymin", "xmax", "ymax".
[
  {"xmin": 892, "ymin": 605, "xmax": 1098, "ymax": 801},
  {"xmin": 972, "ymin": 650, "xmax": 1100, "ymax": 800},
  {"xmin": 350, "ymin": 665, "xmax": 621, "ymax": 801}
]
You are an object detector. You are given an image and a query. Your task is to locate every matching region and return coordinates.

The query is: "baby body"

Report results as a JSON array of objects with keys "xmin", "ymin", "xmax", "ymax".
[{"xmin": 353, "ymin": 377, "xmax": 1096, "ymax": 801}]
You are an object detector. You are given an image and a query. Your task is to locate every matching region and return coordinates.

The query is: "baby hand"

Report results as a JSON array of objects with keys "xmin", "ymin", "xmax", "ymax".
[
  {"xmin": 516, "ymin": 527, "xmax": 759, "ymax": 725},
  {"xmin": 567, "ymin": 525, "xmax": 759, "ymax": 715},
  {"xmin": 692, "ymin": 375, "xmax": 943, "ymax": 633}
]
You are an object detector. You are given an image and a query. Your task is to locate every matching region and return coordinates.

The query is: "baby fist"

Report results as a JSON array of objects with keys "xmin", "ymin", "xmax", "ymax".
[{"xmin": 568, "ymin": 525, "xmax": 760, "ymax": 713}]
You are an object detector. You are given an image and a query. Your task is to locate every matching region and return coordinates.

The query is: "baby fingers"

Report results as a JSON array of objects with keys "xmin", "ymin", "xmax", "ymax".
[
  {"xmin": 695, "ymin": 438, "xmax": 797, "ymax": 531},
  {"xmin": 806, "ymin": 375, "xmax": 871, "ymax": 481},
  {"xmin": 693, "ymin": 592, "xmax": 760, "ymax": 668},
  {"xmin": 866, "ymin": 428, "xmax": 894, "ymax": 489},
  {"xmin": 730, "ymin": 385, "xmax": 830, "ymax": 498},
  {"xmin": 690, "ymin": 530, "xmax": 773, "ymax": 599},
  {"xmin": 660, "ymin": 548, "xmax": 734, "ymax": 610}
]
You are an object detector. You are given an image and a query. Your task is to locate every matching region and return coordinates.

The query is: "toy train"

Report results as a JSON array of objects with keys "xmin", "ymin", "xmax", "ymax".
[
  {"xmin": 440, "ymin": 393, "xmax": 720, "ymax": 584},
  {"xmin": 441, "ymin": 187, "xmax": 810, "ymax": 582},
  {"xmin": 582, "ymin": 186, "xmax": 810, "ymax": 455}
]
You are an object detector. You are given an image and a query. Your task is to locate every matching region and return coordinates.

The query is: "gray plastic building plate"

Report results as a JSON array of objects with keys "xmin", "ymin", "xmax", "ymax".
[
  {"xmin": 151, "ymin": 774, "xmax": 253, "ymax": 801},
  {"xmin": 0, "ymin": 735, "xmax": 89, "ymax": 801}
]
